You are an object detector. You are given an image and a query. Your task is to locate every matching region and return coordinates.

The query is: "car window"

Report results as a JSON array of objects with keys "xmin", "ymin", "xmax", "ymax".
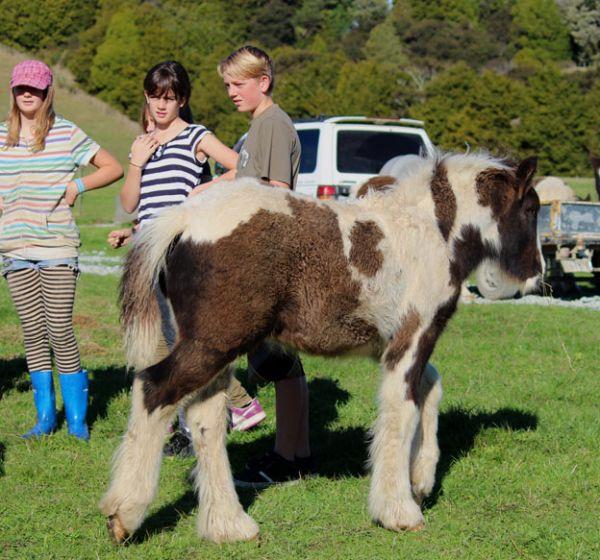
[
  {"xmin": 336, "ymin": 130, "xmax": 425, "ymax": 174},
  {"xmin": 297, "ymin": 129, "xmax": 320, "ymax": 173}
]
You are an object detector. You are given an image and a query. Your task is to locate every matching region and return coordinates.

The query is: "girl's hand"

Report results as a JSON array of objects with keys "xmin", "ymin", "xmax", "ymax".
[
  {"xmin": 107, "ymin": 228, "xmax": 133, "ymax": 248},
  {"xmin": 130, "ymin": 134, "xmax": 160, "ymax": 167},
  {"xmin": 189, "ymin": 182, "xmax": 214, "ymax": 197},
  {"xmin": 64, "ymin": 181, "xmax": 79, "ymax": 206}
]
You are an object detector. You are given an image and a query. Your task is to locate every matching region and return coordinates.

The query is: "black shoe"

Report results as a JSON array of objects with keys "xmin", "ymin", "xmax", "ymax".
[
  {"xmin": 295, "ymin": 455, "xmax": 316, "ymax": 476},
  {"xmin": 234, "ymin": 451, "xmax": 304, "ymax": 489},
  {"xmin": 163, "ymin": 430, "xmax": 194, "ymax": 458}
]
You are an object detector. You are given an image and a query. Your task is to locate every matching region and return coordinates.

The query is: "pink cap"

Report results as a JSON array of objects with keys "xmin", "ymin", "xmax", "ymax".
[{"xmin": 10, "ymin": 60, "xmax": 53, "ymax": 90}]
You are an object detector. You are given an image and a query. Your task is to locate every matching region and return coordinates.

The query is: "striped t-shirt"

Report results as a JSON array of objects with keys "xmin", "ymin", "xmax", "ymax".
[
  {"xmin": 138, "ymin": 124, "xmax": 211, "ymax": 225},
  {"xmin": 0, "ymin": 117, "xmax": 100, "ymax": 259}
]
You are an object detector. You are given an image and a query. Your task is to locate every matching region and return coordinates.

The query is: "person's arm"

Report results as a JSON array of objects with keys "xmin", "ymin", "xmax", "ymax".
[
  {"xmin": 268, "ymin": 179, "xmax": 291, "ymax": 189},
  {"xmin": 118, "ymin": 135, "xmax": 160, "ymax": 213},
  {"xmin": 63, "ymin": 148, "xmax": 123, "ymax": 206},
  {"xmin": 189, "ymin": 134, "xmax": 239, "ymax": 197},
  {"xmin": 197, "ymin": 133, "xmax": 238, "ymax": 170}
]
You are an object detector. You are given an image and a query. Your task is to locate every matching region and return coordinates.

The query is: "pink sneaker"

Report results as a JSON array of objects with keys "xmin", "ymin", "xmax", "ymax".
[{"xmin": 230, "ymin": 398, "xmax": 266, "ymax": 432}]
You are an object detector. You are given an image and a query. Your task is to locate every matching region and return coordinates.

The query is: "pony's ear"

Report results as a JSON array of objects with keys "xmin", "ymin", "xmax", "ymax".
[{"xmin": 516, "ymin": 156, "xmax": 538, "ymax": 199}]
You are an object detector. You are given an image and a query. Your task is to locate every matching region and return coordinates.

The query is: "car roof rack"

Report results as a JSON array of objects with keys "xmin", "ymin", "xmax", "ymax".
[{"xmin": 293, "ymin": 115, "xmax": 425, "ymax": 127}]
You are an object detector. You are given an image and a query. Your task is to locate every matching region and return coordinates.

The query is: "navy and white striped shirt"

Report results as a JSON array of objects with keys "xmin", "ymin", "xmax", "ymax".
[{"xmin": 138, "ymin": 124, "xmax": 211, "ymax": 225}]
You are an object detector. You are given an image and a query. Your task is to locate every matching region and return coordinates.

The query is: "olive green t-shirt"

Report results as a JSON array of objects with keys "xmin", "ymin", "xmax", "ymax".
[{"xmin": 236, "ymin": 103, "xmax": 300, "ymax": 189}]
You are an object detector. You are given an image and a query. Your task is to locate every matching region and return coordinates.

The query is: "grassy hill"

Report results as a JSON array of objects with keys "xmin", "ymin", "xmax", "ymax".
[{"xmin": 0, "ymin": 45, "xmax": 139, "ymax": 224}]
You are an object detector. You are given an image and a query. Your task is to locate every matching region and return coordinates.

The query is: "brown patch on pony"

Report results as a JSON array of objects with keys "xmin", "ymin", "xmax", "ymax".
[
  {"xmin": 384, "ymin": 309, "xmax": 421, "ymax": 370},
  {"xmin": 141, "ymin": 196, "xmax": 379, "ymax": 411},
  {"xmin": 404, "ymin": 294, "xmax": 458, "ymax": 404},
  {"xmin": 278, "ymin": 197, "xmax": 379, "ymax": 353},
  {"xmin": 475, "ymin": 167, "xmax": 515, "ymax": 220},
  {"xmin": 449, "ymin": 224, "xmax": 495, "ymax": 288},
  {"xmin": 349, "ymin": 220, "xmax": 384, "ymax": 277},
  {"xmin": 356, "ymin": 175, "xmax": 396, "ymax": 199},
  {"xmin": 430, "ymin": 162, "xmax": 456, "ymax": 241}
]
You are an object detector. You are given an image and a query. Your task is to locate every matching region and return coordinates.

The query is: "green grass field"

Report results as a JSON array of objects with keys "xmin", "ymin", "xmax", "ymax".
[{"xmin": 0, "ymin": 269, "xmax": 598, "ymax": 560}]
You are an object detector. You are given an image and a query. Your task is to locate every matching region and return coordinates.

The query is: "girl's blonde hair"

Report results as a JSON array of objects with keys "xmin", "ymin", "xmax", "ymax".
[
  {"xmin": 218, "ymin": 46, "xmax": 275, "ymax": 94},
  {"xmin": 5, "ymin": 86, "xmax": 55, "ymax": 152}
]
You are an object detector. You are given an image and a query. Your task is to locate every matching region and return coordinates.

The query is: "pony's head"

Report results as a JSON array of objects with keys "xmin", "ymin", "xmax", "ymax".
[{"xmin": 474, "ymin": 156, "xmax": 543, "ymax": 298}]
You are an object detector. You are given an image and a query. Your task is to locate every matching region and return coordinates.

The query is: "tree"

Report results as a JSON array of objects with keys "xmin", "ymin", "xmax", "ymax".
[
  {"xmin": 336, "ymin": 60, "xmax": 415, "ymax": 116},
  {"xmin": 412, "ymin": 62, "xmax": 525, "ymax": 155},
  {"xmin": 560, "ymin": 0, "xmax": 600, "ymax": 66},
  {"xmin": 0, "ymin": 0, "xmax": 98, "ymax": 51},
  {"xmin": 510, "ymin": 0, "xmax": 572, "ymax": 61},
  {"xmin": 363, "ymin": 17, "xmax": 410, "ymax": 68}
]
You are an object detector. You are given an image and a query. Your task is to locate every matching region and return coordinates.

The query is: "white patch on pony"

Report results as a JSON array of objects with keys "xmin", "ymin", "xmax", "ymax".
[
  {"xmin": 99, "ymin": 378, "xmax": 177, "ymax": 536},
  {"xmin": 187, "ymin": 366, "xmax": 259, "ymax": 543},
  {"xmin": 476, "ymin": 259, "xmax": 523, "ymax": 300},
  {"xmin": 183, "ymin": 179, "xmax": 294, "ymax": 244},
  {"xmin": 444, "ymin": 152, "xmax": 509, "ymax": 247}
]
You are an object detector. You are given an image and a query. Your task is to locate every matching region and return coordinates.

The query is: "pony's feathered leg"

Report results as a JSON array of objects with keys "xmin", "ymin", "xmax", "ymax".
[
  {"xmin": 187, "ymin": 365, "xmax": 259, "ymax": 543},
  {"xmin": 99, "ymin": 375, "xmax": 177, "ymax": 542},
  {"xmin": 410, "ymin": 362, "xmax": 442, "ymax": 504},
  {"xmin": 369, "ymin": 332, "xmax": 429, "ymax": 531}
]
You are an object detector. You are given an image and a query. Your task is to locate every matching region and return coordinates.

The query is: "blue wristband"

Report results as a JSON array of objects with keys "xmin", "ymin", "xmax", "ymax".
[{"xmin": 74, "ymin": 178, "xmax": 85, "ymax": 194}]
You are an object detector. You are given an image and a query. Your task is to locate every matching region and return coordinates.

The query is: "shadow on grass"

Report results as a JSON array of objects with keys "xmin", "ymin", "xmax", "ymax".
[
  {"xmin": 0, "ymin": 441, "xmax": 6, "ymax": 477},
  {"xmin": 0, "ymin": 357, "xmax": 28, "ymax": 399},
  {"xmin": 88, "ymin": 366, "xmax": 133, "ymax": 428},
  {"xmin": 124, "ymin": 383, "xmax": 537, "ymax": 543},
  {"xmin": 424, "ymin": 406, "xmax": 538, "ymax": 509}
]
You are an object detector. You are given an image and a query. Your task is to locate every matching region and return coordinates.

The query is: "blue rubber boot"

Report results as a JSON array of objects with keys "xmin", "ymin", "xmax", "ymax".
[
  {"xmin": 22, "ymin": 370, "xmax": 57, "ymax": 438},
  {"xmin": 59, "ymin": 370, "xmax": 89, "ymax": 441}
]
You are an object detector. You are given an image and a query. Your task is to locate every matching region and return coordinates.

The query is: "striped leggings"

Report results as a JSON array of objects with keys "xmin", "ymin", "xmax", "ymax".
[{"xmin": 5, "ymin": 266, "xmax": 81, "ymax": 373}]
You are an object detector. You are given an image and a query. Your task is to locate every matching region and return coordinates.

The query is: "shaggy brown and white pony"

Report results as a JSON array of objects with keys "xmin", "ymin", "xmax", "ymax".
[{"xmin": 100, "ymin": 152, "xmax": 542, "ymax": 544}]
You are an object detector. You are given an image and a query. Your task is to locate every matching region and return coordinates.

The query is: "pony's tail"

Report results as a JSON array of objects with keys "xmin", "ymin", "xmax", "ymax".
[{"xmin": 120, "ymin": 205, "xmax": 189, "ymax": 370}]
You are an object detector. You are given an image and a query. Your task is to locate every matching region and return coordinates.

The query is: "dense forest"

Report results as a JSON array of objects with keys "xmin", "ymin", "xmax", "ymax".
[{"xmin": 1, "ymin": 0, "xmax": 599, "ymax": 175}]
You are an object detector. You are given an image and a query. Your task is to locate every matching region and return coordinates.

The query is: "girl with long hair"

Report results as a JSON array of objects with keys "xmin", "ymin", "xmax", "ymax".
[
  {"xmin": 0, "ymin": 60, "xmax": 123, "ymax": 439},
  {"xmin": 117, "ymin": 61, "xmax": 264, "ymax": 455}
]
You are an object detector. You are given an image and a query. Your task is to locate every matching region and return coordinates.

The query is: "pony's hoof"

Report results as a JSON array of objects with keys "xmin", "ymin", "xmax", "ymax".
[
  {"xmin": 107, "ymin": 514, "xmax": 130, "ymax": 544},
  {"xmin": 371, "ymin": 498, "xmax": 425, "ymax": 532},
  {"xmin": 198, "ymin": 509, "xmax": 259, "ymax": 543},
  {"xmin": 411, "ymin": 477, "xmax": 435, "ymax": 506}
]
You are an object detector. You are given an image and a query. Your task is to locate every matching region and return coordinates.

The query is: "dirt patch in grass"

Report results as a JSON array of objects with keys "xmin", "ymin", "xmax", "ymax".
[{"xmin": 73, "ymin": 314, "xmax": 101, "ymax": 329}]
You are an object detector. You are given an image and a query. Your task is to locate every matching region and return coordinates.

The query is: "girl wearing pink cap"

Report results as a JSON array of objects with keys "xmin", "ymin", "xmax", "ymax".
[{"xmin": 0, "ymin": 60, "xmax": 123, "ymax": 440}]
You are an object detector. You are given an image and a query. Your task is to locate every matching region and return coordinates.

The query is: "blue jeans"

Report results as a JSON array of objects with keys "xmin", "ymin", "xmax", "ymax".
[{"xmin": 2, "ymin": 256, "xmax": 79, "ymax": 277}]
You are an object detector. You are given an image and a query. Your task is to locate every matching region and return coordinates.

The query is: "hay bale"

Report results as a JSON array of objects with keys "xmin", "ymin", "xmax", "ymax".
[{"xmin": 534, "ymin": 176, "xmax": 577, "ymax": 202}]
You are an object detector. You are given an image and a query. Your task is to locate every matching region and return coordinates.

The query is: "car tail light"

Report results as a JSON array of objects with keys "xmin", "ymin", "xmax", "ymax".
[{"xmin": 317, "ymin": 185, "xmax": 338, "ymax": 200}]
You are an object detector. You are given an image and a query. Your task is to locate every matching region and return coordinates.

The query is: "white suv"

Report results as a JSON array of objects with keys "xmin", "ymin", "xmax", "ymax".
[
  {"xmin": 226, "ymin": 116, "xmax": 435, "ymax": 199},
  {"xmin": 294, "ymin": 116, "xmax": 435, "ymax": 199}
]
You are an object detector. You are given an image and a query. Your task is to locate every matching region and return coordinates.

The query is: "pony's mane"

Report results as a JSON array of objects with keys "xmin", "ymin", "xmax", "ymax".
[
  {"xmin": 356, "ymin": 150, "xmax": 511, "ymax": 210},
  {"xmin": 441, "ymin": 150, "xmax": 511, "ymax": 177}
]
